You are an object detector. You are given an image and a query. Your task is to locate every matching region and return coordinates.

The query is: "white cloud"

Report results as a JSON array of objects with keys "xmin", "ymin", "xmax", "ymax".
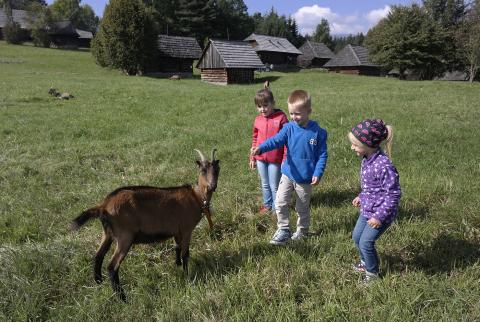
[
  {"xmin": 292, "ymin": 5, "xmax": 392, "ymax": 36},
  {"xmin": 365, "ymin": 6, "xmax": 391, "ymax": 24},
  {"xmin": 291, "ymin": 5, "xmax": 338, "ymax": 35}
]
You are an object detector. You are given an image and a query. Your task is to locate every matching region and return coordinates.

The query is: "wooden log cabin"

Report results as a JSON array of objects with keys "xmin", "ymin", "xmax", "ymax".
[
  {"xmin": 297, "ymin": 40, "xmax": 334, "ymax": 68},
  {"xmin": 153, "ymin": 35, "xmax": 202, "ymax": 74},
  {"xmin": 196, "ymin": 39, "xmax": 264, "ymax": 85},
  {"xmin": 323, "ymin": 44, "xmax": 381, "ymax": 76},
  {"xmin": 244, "ymin": 33, "xmax": 302, "ymax": 68}
]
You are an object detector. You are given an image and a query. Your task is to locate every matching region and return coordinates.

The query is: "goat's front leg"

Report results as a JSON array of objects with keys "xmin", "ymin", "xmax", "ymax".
[
  {"xmin": 107, "ymin": 237, "xmax": 132, "ymax": 302},
  {"xmin": 180, "ymin": 233, "xmax": 192, "ymax": 274}
]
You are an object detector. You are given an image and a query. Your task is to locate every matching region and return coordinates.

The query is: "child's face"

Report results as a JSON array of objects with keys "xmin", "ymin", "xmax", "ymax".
[
  {"xmin": 288, "ymin": 104, "xmax": 311, "ymax": 127},
  {"xmin": 257, "ymin": 103, "xmax": 274, "ymax": 117},
  {"xmin": 348, "ymin": 133, "xmax": 376, "ymax": 157}
]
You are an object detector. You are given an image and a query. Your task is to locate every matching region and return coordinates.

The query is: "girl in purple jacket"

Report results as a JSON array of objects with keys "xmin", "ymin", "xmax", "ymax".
[{"xmin": 348, "ymin": 119, "xmax": 401, "ymax": 283}]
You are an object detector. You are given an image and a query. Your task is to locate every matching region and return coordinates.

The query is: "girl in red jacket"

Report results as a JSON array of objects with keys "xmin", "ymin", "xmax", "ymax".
[{"xmin": 250, "ymin": 81, "xmax": 288, "ymax": 214}]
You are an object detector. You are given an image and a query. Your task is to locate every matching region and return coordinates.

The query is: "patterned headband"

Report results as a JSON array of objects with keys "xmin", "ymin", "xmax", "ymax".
[{"xmin": 351, "ymin": 119, "xmax": 388, "ymax": 148}]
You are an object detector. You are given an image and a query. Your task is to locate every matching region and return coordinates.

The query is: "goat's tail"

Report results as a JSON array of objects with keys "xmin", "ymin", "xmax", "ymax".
[{"xmin": 69, "ymin": 206, "xmax": 103, "ymax": 231}]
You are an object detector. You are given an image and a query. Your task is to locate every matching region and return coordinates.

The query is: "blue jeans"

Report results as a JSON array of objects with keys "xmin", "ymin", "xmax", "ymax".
[
  {"xmin": 256, "ymin": 160, "xmax": 281, "ymax": 210},
  {"xmin": 352, "ymin": 215, "xmax": 391, "ymax": 274}
]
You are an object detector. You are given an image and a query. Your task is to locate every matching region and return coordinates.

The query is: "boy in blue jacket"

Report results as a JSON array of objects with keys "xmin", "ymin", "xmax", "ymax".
[{"xmin": 251, "ymin": 90, "xmax": 328, "ymax": 245}]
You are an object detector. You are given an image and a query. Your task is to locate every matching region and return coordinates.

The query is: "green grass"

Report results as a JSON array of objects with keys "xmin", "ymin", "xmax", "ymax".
[{"xmin": 1, "ymin": 41, "xmax": 479, "ymax": 321}]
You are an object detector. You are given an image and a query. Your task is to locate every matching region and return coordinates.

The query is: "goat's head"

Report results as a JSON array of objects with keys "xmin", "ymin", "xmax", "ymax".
[{"xmin": 195, "ymin": 149, "xmax": 220, "ymax": 193}]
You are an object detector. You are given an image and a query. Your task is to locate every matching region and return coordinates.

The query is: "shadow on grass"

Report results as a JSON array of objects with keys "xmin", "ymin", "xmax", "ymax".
[
  {"xmin": 311, "ymin": 188, "xmax": 356, "ymax": 208},
  {"xmin": 254, "ymin": 75, "xmax": 282, "ymax": 84},
  {"xmin": 143, "ymin": 72, "xmax": 201, "ymax": 80},
  {"xmin": 383, "ymin": 233, "xmax": 480, "ymax": 275},
  {"xmin": 396, "ymin": 199, "xmax": 430, "ymax": 223},
  {"xmin": 191, "ymin": 241, "xmax": 282, "ymax": 281}
]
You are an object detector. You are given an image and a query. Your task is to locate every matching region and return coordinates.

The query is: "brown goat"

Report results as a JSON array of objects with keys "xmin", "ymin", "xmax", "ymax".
[{"xmin": 70, "ymin": 149, "xmax": 220, "ymax": 301}]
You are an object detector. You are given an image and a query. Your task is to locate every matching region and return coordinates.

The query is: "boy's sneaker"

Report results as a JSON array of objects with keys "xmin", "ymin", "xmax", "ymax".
[
  {"xmin": 362, "ymin": 272, "xmax": 380, "ymax": 284},
  {"xmin": 269, "ymin": 229, "xmax": 291, "ymax": 245},
  {"xmin": 291, "ymin": 229, "xmax": 308, "ymax": 241},
  {"xmin": 352, "ymin": 261, "xmax": 366, "ymax": 273},
  {"xmin": 258, "ymin": 205, "xmax": 272, "ymax": 215}
]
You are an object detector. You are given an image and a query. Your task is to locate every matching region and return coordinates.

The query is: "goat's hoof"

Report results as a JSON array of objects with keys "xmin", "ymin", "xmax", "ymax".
[
  {"xmin": 118, "ymin": 292, "xmax": 127, "ymax": 302},
  {"xmin": 94, "ymin": 275, "xmax": 103, "ymax": 284}
]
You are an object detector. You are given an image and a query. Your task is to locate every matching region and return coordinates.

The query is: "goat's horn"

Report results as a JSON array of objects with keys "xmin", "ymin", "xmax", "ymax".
[
  {"xmin": 194, "ymin": 149, "xmax": 206, "ymax": 162},
  {"xmin": 211, "ymin": 148, "xmax": 217, "ymax": 161}
]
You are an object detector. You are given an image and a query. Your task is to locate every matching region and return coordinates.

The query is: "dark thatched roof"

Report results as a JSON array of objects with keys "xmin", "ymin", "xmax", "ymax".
[
  {"xmin": 0, "ymin": 9, "xmax": 30, "ymax": 28},
  {"xmin": 301, "ymin": 40, "xmax": 334, "ymax": 59},
  {"xmin": 244, "ymin": 33, "xmax": 302, "ymax": 55},
  {"xmin": 324, "ymin": 44, "xmax": 378, "ymax": 68},
  {"xmin": 157, "ymin": 35, "xmax": 202, "ymax": 59},
  {"xmin": 197, "ymin": 39, "xmax": 264, "ymax": 69}
]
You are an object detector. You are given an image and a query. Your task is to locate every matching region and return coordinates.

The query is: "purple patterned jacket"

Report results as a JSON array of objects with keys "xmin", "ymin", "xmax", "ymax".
[{"xmin": 359, "ymin": 149, "xmax": 401, "ymax": 224}]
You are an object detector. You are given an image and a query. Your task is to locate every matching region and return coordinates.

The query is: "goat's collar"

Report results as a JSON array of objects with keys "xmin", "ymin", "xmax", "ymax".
[
  {"xmin": 192, "ymin": 185, "xmax": 212, "ymax": 212},
  {"xmin": 192, "ymin": 185, "xmax": 214, "ymax": 230}
]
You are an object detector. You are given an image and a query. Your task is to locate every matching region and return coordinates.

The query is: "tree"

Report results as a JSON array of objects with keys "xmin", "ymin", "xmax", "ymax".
[
  {"xmin": 150, "ymin": 0, "xmax": 178, "ymax": 35},
  {"xmin": 27, "ymin": 2, "xmax": 53, "ymax": 47},
  {"xmin": 91, "ymin": 0, "xmax": 157, "ymax": 75},
  {"xmin": 213, "ymin": 0, "xmax": 254, "ymax": 40},
  {"xmin": 423, "ymin": 0, "xmax": 468, "ymax": 71},
  {"xmin": 175, "ymin": 0, "xmax": 215, "ymax": 44},
  {"xmin": 49, "ymin": 0, "xmax": 98, "ymax": 32},
  {"xmin": 423, "ymin": 0, "xmax": 467, "ymax": 27},
  {"xmin": 258, "ymin": 7, "xmax": 287, "ymax": 37},
  {"xmin": 332, "ymin": 33, "xmax": 364, "ymax": 53},
  {"xmin": 365, "ymin": 4, "xmax": 447, "ymax": 79},
  {"xmin": 456, "ymin": 0, "xmax": 480, "ymax": 81},
  {"xmin": 2, "ymin": 0, "xmax": 26, "ymax": 44},
  {"xmin": 312, "ymin": 18, "xmax": 333, "ymax": 49},
  {"xmin": 286, "ymin": 16, "xmax": 304, "ymax": 47}
]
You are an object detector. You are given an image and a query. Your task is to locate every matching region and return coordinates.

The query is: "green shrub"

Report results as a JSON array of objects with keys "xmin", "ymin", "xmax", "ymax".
[
  {"xmin": 4, "ymin": 21, "xmax": 27, "ymax": 44},
  {"xmin": 91, "ymin": 0, "xmax": 157, "ymax": 75}
]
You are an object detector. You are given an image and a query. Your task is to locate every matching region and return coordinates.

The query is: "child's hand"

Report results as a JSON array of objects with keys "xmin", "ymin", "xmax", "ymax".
[
  {"xmin": 251, "ymin": 147, "xmax": 260, "ymax": 156},
  {"xmin": 249, "ymin": 159, "xmax": 256, "ymax": 170},
  {"xmin": 367, "ymin": 218, "xmax": 381, "ymax": 229},
  {"xmin": 311, "ymin": 176, "xmax": 319, "ymax": 185},
  {"xmin": 352, "ymin": 196, "xmax": 360, "ymax": 207}
]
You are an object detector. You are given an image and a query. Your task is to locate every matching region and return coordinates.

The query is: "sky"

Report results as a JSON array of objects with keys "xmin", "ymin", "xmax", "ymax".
[{"xmin": 46, "ymin": 0, "xmax": 421, "ymax": 35}]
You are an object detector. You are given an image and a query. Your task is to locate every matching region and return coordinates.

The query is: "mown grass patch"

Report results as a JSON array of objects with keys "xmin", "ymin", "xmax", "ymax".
[{"xmin": 1, "ymin": 41, "xmax": 479, "ymax": 320}]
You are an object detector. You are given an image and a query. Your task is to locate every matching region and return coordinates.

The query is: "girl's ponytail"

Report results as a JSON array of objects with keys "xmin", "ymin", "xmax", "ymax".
[{"xmin": 383, "ymin": 124, "xmax": 394, "ymax": 158}]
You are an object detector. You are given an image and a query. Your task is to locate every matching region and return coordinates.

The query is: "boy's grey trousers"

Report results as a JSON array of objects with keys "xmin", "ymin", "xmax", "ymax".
[{"xmin": 274, "ymin": 174, "xmax": 312, "ymax": 231}]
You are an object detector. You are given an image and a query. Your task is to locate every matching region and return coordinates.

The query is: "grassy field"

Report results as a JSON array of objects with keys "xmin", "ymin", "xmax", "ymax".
[{"xmin": 1, "ymin": 41, "xmax": 479, "ymax": 321}]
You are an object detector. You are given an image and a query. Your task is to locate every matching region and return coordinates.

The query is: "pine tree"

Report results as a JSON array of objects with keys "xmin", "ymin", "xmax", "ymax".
[
  {"xmin": 312, "ymin": 19, "xmax": 333, "ymax": 49},
  {"xmin": 176, "ymin": 0, "xmax": 215, "ymax": 44},
  {"xmin": 91, "ymin": 0, "xmax": 157, "ymax": 75}
]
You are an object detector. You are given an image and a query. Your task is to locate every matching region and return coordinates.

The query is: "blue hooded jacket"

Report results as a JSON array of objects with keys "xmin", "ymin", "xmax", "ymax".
[{"xmin": 259, "ymin": 120, "xmax": 328, "ymax": 184}]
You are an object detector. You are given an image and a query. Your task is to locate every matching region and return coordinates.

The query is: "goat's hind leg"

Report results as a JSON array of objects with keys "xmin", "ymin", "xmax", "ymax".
[
  {"xmin": 107, "ymin": 237, "xmax": 132, "ymax": 302},
  {"xmin": 174, "ymin": 236, "xmax": 182, "ymax": 266},
  {"xmin": 94, "ymin": 231, "xmax": 113, "ymax": 284}
]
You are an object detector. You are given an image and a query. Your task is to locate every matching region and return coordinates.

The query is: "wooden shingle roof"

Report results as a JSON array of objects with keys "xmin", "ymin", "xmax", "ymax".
[
  {"xmin": 304, "ymin": 40, "xmax": 334, "ymax": 59},
  {"xmin": 0, "ymin": 9, "xmax": 30, "ymax": 28},
  {"xmin": 244, "ymin": 33, "xmax": 302, "ymax": 55},
  {"xmin": 324, "ymin": 44, "xmax": 378, "ymax": 68},
  {"xmin": 157, "ymin": 35, "xmax": 202, "ymax": 59},
  {"xmin": 197, "ymin": 39, "xmax": 264, "ymax": 69},
  {"xmin": 49, "ymin": 21, "xmax": 78, "ymax": 36}
]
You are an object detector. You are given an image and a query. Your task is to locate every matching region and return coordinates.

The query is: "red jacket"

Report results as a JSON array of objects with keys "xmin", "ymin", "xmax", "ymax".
[{"xmin": 251, "ymin": 109, "xmax": 288, "ymax": 164}]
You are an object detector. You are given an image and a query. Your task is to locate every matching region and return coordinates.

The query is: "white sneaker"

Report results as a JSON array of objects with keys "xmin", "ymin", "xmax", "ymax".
[{"xmin": 291, "ymin": 229, "xmax": 308, "ymax": 241}]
